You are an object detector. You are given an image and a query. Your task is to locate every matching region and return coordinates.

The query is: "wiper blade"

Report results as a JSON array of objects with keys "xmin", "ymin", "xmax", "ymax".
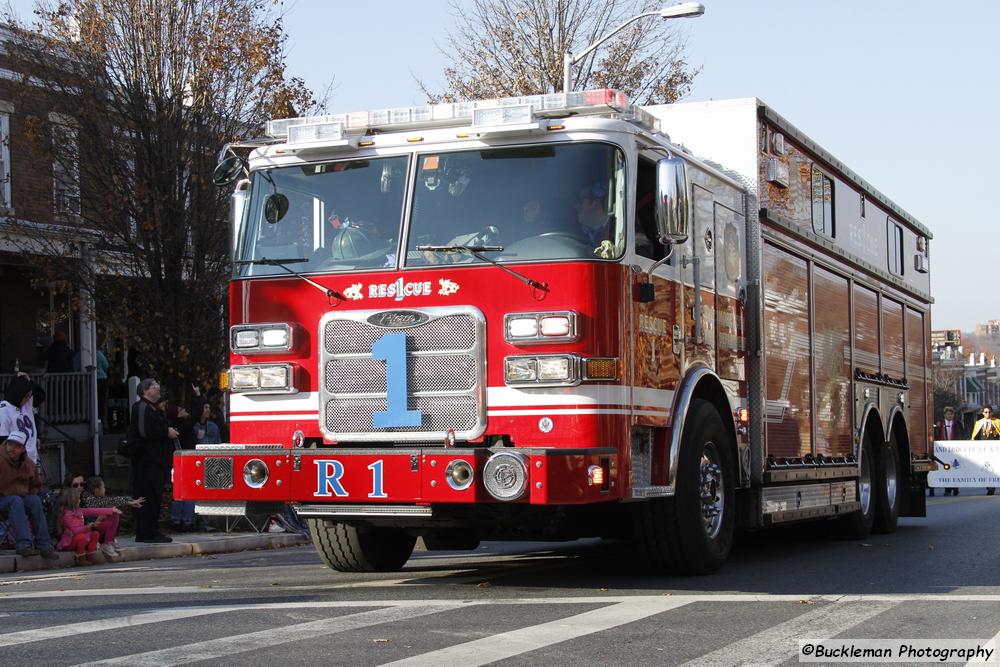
[
  {"xmin": 234, "ymin": 257, "xmax": 308, "ymax": 265},
  {"xmin": 235, "ymin": 257, "xmax": 343, "ymax": 301},
  {"xmin": 415, "ymin": 245, "xmax": 547, "ymax": 292},
  {"xmin": 416, "ymin": 245, "xmax": 503, "ymax": 253}
]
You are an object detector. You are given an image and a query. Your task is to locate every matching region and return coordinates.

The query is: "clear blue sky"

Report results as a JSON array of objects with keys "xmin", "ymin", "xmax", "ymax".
[{"xmin": 9, "ymin": 0, "xmax": 997, "ymax": 331}]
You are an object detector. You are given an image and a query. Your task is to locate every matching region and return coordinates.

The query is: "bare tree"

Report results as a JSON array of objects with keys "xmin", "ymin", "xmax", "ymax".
[
  {"xmin": 3, "ymin": 0, "xmax": 317, "ymax": 395},
  {"xmin": 422, "ymin": 0, "xmax": 699, "ymax": 104}
]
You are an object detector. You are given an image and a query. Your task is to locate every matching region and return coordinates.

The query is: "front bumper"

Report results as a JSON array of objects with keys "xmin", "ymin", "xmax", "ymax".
[{"xmin": 173, "ymin": 445, "xmax": 618, "ymax": 507}]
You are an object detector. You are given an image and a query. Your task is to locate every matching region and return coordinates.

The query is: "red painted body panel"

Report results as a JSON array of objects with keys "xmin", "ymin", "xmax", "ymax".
[{"xmin": 175, "ymin": 448, "xmax": 614, "ymax": 505}]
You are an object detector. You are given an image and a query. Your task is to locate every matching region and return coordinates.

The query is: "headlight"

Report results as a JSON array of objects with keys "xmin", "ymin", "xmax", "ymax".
[
  {"xmin": 229, "ymin": 364, "xmax": 297, "ymax": 393},
  {"xmin": 230, "ymin": 323, "xmax": 294, "ymax": 353},
  {"xmin": 259, "ymin": 365, "xmax": 290, "ymax": 389},
  {"xmin": 243, "ymin": 459, "xmax": 269, "ymax": 488},
  {"xmin": 504, "ymin": 357, "xmax": 537, "ymax": 382},
  {"xmin": 230, "ymin": 366, "xmax": 260, "ymax": 390},
  {"xmin": 233, "ymin": 330, "xmax": 260, "ymax": 349},
  {"xmin": 505, "ymin": 355, "xmax": 579, "ymax": 387},
  {"xmin": 537, "ymin": 356, "xmax": 570, "ymax": 381},
  {"xmin": 504, "ymin": 312, "xmax": 577, "ymax": 343}
]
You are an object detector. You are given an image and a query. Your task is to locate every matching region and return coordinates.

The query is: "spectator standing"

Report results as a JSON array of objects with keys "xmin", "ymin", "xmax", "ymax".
[
  {"xmin": 0, "ymin": 431, "xmax": 59, "ymax": 559},
  {"xmin": 127, "ymin": 379, "xmax": 177, "ymax": 543},
  {"xmin": 933, "ymin": 406, "xmax": 966, "ymax": 496},
  {"xmin": 0, "ymin": 373, "xmax": 46, "ymax": 464},
  {"xmin": 971, "ymin": 405, "xmax": 1000, "ymax": 495},
  {"xmin": 46, "ymin": 331, "xmax": 75, "ymax": 373}
]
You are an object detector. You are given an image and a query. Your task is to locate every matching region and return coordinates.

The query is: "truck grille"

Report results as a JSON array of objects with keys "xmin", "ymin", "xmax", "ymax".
[{"xmin": 319, "ymin": 306, "xmax": 486, "ymax": 442}]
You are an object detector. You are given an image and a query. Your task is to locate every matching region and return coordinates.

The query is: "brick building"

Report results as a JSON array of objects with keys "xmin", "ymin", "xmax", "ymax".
[{"xmin": 0, "ymin": 24, "xmax": 103, "ymax": 481}]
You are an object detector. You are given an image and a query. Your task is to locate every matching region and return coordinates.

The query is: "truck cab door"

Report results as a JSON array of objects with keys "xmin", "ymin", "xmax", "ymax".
[{"xmin": 630, "ymin": 152, "xmax": 680, "ymax": 428}]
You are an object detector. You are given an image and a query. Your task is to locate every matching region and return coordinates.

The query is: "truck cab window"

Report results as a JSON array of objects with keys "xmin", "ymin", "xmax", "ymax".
[{"xmin": 635, "ymin": 155, "xmax": 667, "ymax": 261}]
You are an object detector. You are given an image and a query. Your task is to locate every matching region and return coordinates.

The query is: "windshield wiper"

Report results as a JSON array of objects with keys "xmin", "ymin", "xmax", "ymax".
[
  {"xmin": 416, "ymin": 244, "xmax": 547, "ymax": 291},
  {"xmin": 234, "ymin": 257, "xmax": 343, "ymax": 300}
]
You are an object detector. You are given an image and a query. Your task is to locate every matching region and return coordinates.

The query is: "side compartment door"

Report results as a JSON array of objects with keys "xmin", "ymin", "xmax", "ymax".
[
  {"xmin": 714, "ymin": 201, "xmax": 746, "ymax": 381},
  {"xmin": 682, "ymin": 185, "xmax": 716, "ymax": 370}
]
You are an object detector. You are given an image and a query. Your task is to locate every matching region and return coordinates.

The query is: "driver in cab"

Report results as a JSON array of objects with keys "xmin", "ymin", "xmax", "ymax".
[{"xmin": 575, "ymin": 183, "xmax": 615, "ymax": 258}]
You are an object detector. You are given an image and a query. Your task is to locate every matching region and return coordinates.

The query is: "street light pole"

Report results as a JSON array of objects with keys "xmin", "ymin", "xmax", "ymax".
[{"xmin": 562, "ymin": 2, "xmax": 705, "ymax": 94}]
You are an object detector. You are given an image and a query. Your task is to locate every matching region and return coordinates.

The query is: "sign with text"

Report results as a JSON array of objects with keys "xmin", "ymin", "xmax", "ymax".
[{"xmin": 928, "ymin": 441, "xmax": 1000, "ymax": 487}]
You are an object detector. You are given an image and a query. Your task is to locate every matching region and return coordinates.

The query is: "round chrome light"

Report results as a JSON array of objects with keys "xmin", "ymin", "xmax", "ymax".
[
  {"xmin": 482, "ymin": 452, "xmax": 528, "ymax": 501},
  {"xmin": 243, "ymin": 459, "xmax": 269, "ymax": 488},
  {"xmin": 445, "ymin": 459, "xmax": 475, "ymax": 491}
]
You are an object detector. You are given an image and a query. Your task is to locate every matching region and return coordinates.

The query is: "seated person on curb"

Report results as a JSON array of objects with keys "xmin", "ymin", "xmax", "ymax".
[
  {"xmin": 57, "ymin": 486, "xmax": 121, "ymax": 564},
  {"xmin": 82, "ymin": 476, "xmax": 144, "ymax": 552},
  {"xmin": 0, "ymin": 431, "xmax": 59, "ymax": 560}
]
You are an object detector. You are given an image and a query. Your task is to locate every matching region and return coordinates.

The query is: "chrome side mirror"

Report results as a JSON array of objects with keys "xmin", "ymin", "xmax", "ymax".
[
  {"xmin": 655, "ymin": 157, "xmax": 690, "ymax": 244},
  {"xmin": 213, "ymin": 154, "xmax": 247, "ymax": 187},
  {"xmin": 231, "ymin": 179, "xmax": 250, "ymax": 259}
]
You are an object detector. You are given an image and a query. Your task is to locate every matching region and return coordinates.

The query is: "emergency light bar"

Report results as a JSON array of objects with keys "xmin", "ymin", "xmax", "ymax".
[{"xmin": 264, "ymin": 89, "xmax": 658, "ymax": 140}]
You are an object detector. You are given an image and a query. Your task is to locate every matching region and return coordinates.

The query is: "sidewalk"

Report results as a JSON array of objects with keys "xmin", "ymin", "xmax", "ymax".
[{"xmin": 0, "ymin": 531, "xmax": 310, "ymax": 573}]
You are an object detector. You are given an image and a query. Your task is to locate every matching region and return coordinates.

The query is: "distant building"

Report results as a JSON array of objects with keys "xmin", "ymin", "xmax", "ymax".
[{"xmin": 975, "ymin": 320, "xmax": 1000, "ymax": 338}]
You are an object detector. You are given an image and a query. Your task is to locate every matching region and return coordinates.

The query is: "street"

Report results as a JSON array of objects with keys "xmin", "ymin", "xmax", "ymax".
[{"xmin": 1, "ymin": 492, "xmax": 998, "ymax": 667}]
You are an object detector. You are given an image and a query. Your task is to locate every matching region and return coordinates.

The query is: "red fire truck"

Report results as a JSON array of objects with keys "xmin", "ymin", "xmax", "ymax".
[{"xmin": 178, "ymin": 90, "xmax": 933, "ymax": 574}]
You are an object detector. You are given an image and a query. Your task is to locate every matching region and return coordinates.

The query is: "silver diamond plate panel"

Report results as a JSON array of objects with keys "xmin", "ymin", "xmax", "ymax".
[
  {"xmin": 319, "ymin": 306, "xmax": 486, "ymax": 442},
  {"xmin": 325, "ymin": 395, "xmax": 479, "ymax": 433},
  {"xmin": 203, "ymin": 458, "xmax": 233, "ymax": 490},
  {"xmin": 325, "ymin": 355, "xmax": 476, "ymax": 394}
]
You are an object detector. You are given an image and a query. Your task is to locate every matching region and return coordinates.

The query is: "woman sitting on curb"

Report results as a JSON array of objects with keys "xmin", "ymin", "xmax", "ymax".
[{"xmin": 57, "ymin": 487, "xmax": 121, "ymax": 564}]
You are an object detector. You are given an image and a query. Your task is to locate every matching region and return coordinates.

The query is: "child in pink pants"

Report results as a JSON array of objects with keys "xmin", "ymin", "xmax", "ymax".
[{"xmin": 57, "ymin": 487, "xmax": 120, "ymax": 564}]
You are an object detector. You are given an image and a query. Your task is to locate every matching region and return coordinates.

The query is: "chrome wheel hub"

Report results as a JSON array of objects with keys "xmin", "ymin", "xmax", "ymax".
[{"xmin": 699, "ymin": 442, "xmax": 724, "ymax": 539}]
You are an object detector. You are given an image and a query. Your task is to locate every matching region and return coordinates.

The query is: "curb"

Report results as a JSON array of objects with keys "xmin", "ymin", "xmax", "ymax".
[{"xmin": 0, "ymin": 533, "xmax": 309, "ymax": 573}]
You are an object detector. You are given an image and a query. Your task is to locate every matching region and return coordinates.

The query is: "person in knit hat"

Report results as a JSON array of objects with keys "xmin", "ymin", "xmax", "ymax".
[
  {"xmin": 0, "ymin": 373, "xmax": 46, "ymax": 464},
  {"xmin": 0, "ymin": 431, "xmax": 58, "ymax": 560}
]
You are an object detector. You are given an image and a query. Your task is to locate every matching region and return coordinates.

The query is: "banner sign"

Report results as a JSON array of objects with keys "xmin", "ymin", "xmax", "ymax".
[{"xmin": 928, "ymin": 441, "xmax": 1000, "ymax": 487}]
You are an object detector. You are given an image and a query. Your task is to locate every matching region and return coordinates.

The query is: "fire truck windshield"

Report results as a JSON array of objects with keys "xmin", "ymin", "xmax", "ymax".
[
  {"xmin": 235, "ymin": 155, "xmax": 409, "ymax": 278},
  {"xmin": 405, "ymin": 142, "xmax": 625, "ymax": 266},
  {"xmin": 234, "ymin": 142, "xmax": 625, "ymax": 278}
]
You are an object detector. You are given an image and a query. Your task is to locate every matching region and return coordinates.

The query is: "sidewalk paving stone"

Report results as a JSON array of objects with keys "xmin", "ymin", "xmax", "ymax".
[{"xmin": 0, "ymin": 531, "xmax": 309, "ymax": 573}]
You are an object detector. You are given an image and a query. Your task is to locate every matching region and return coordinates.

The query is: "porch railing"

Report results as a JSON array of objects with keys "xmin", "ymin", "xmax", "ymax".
[{"xmin": 0, "ymin": 372, "xmax": 94, "ymax": 426}]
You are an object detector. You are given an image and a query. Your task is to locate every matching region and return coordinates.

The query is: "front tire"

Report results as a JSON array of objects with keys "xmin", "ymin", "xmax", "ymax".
[
  {"xmin": 633, "ymin": 399, "xmax": 736, "ymax": 574},
  {"xmin": 308, "ymin": 519, "xmax": 416, "ymax": 572}
]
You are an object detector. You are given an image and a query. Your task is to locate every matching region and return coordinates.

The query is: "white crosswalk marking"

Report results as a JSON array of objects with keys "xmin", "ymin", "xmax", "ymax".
[
  {"xmin": 73, "ymin": 604, "xmax": 464, "ymax": 667},
  {"xmin": 677, "ymin": 600, "xmax": 898, "ymax": 667},
  {"xmin": 0, "ymin": 607, "xmax": 229, "ymax": 648},
  {"xmin": 381, "ymin": 597, "xmax": 691, "ymax": 666}
]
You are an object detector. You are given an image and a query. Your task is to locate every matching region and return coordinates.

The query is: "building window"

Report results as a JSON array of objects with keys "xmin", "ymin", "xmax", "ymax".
[
  {"xmin": 887, "ymin": 218, "xmax": 904, "ymax": 276},
  {"xmin": 811, "ymin": 165, "xmax": 835, "ymax": 238},
  {"xmin": 52, "ymin": 124, "xmax": 80, "ymax": 215},
  {"xmin": 0, "ymin": 111, "xmax": 10, "ymax": 210},
  {"xmin": 860, "ymin": 192, "xmax": 866, "ymax": 219}
]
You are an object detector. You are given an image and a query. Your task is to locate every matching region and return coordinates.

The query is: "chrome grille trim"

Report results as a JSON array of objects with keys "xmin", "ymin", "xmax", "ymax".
[{"xmin": 319, "ymin": 306, "xmax": 487, "ymax": 442}]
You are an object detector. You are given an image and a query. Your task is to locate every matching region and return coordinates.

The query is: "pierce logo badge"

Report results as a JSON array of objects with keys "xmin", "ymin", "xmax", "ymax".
[{"xmin": 367, "ymin": 311, "xmax": 430, "ymax": 329}]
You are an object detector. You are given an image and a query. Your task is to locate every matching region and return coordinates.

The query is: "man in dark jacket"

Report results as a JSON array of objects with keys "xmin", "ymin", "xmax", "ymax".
[
  {"xmin": 933, "ymin": 406, "xmax": 966, "ymax": 497},
  {"xmin": 0, "ymin": 431, "xmax": 59, "ymax": 559},
  {"xmin": 127, "ymin": 378, "xmax": 178, "ymax": 543}
]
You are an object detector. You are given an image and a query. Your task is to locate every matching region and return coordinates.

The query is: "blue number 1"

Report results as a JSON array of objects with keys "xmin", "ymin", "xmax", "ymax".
[{"xmin": 372, "ymin": 332, "xmax": 422, "ymax": 428}]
